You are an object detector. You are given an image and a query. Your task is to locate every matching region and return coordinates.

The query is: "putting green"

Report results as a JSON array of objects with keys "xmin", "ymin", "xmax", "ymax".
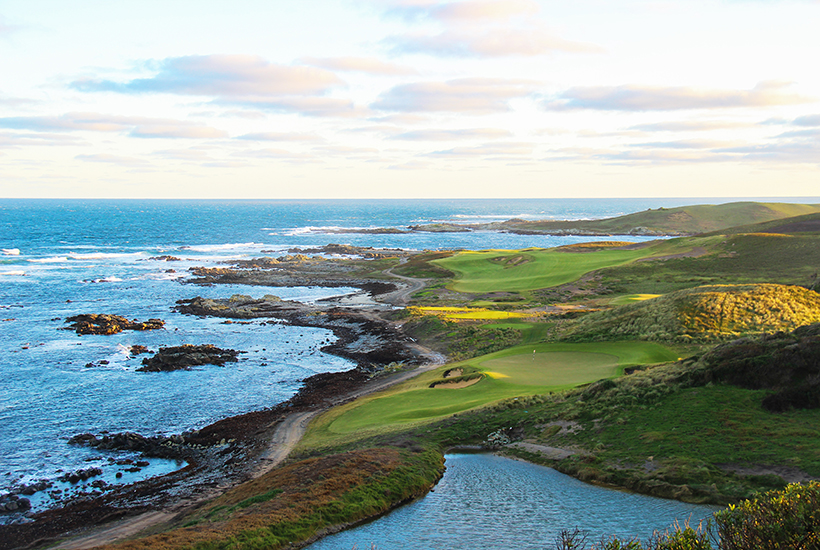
[
  {"xmin": 433, "ymin": 247, "xmax": 655, "ymax": 293},
  {"xmin": 483, "ymin": 351, "xmax": 619, "ymax": 386},
  {"xmin": 300, "ymin": 341, "xmax": 676, "ymax": 448}
]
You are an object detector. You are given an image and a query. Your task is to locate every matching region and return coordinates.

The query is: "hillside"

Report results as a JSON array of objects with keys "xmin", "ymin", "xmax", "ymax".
[
  {"xmin": 564, "ymin": 283, "xmax": 820, "ymax": 342},
  {"xmin": 702, "ymin": 211, "xmax": 820, "ymax": 236},
  {"xmin": 409, "ymin": 201, "xmax": 820, "ymax": 236}
]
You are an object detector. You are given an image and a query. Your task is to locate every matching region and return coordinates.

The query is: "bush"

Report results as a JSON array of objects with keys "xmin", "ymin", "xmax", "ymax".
[
  {"xmin": 715, "ymin": 481, "xmax": 820, "ymax": 550},
  {"xmin": 553, "ymin": 481, "xmax": 820, "ymax": 549}
]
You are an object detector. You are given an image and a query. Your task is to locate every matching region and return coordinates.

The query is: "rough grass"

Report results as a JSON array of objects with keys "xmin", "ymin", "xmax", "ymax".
[
  {"xmin": 434, "ymin": 247, "xmax": 656, "ymax": 293},
  {"xmin": 598, "ymin": 232, "xmax": 820, "ymax": 295},
  {"xmin": 565, "ymin": 284, "xmax": 820, "ymax": 342},
  {"xmin": 408, "ymin": 306, "xmax": 532, "ymax": 320}
]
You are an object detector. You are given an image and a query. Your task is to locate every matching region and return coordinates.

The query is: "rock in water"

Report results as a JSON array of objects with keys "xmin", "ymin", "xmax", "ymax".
[
  {"xmin": 138, "ymin": 344, "xmax": 241, "ymax": 372},
  {"xmin": 65, "ymin": 314, "xmax": 165, "ymax": 335}
]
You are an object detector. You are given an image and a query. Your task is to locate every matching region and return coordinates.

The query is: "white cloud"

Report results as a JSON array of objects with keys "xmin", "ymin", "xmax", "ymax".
[
  {"xmin": 547, "ymin": 82, "xmax": 812, "ymax": 111},
  {"xmin": 386, "ymin": 27, "xmax": 602, "ymax": 57},
  {"xmin": 300, "ymin": 56, "xmax": 417, "ymax": 75},
  {"xmin": 72, "ymin": 55, "xmax": 343, "ymax": 97},
  {"xmin": 391, "ymin": 127, "xmax": 512, "ymax": 140},
  {"xmin": 236, "ymin": 132, "xmax": 323, "ymax": 142},
  {"xmin": 372, "ymin": 78, "xmax": 538, "ymax": 113},
  {"xmin": 75, "ymin": 154, "xmax": 150, "ymax": 167},
  {"xmin": 0, "ymin": 113, "xmax": 228, "ymax": 139}
]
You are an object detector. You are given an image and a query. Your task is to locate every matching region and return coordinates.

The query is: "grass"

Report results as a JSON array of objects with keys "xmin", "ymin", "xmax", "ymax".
[
  {"xmin": 433, "ymin": 247, "xmax": 657, "ymax": 293},
  {"xmin": 564, "ymin": 283, "xmax": 820, "ymax": 342},
  {"xmin": 598, "ymin": 233, "xmax": 820, "ymax": 295},
  {"xmin": 298, "ymin": 341, "xmax": 676, "ymax": 452},
  {"xmin": 610, "ymin": 294, "xmax": 662, "ymax": 305},
  {"xmin": 408, "ymin": 306, "xmax": 532, "ymax": 320}
]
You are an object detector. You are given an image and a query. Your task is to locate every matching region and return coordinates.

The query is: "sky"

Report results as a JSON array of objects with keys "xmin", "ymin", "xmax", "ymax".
[{"xmin": 1, "ymin": 0, "xmax": 819, "ymax": 199}]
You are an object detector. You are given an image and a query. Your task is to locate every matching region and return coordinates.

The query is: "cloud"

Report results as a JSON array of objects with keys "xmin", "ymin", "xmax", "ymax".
[
  {"xmin": 388, "ymin": 160, "xmax": 432, "ymax": 170},
  {"xmin": 236, "ymin": 132, "xmax": 323, "ymax": 142},
  {"xmin": 299, "ymin": 56, "xmax": 417, "ymax": 75},
  {"xmin": 152, "ymin": 148, "xmax": 215, "ymax": 161},
  {"xmin": 793, "ymin": 114, "xmax": 820, "ymax": 127},
  {"xmin": 427, "ymin": 141, "xmax": 533, "ymax": 157},
  {"xmin": 716, "ymin": 142, "xmax": 820, "ymax": 164},
  {"xmin": 0, "ymin": 131, "xmax": 83, "ymax": 147},
  {"xmin": 0, "ymin": 16, "xmax": 22, "ymax": 35},
  {"xmin": 775, "ymin": 128, "xmax": 820, "ymax": 139},
  {"xmin": 232, "ymin": 148, "xmax": 317, "ymax": 161},
  {"xmin": 629, "ymin": 120, "xmax": 756, "ymax": 132},
  {"xmin": 0, "ymin": 112, "xmax": 227, "ymax": 139},
  {"xmin": 75, "ymin": 154, "xmax": 150, "ymax": 167},
  {"xmin": 630, "ymin": 139, "xmax": 740, "ymax": 150},
  {"xmin": 546, "ymin": 81, "xmax": 812, "ymax": 111},
  {"xmin": 385, "ymin": 0, "xmax": 539, "ymax": 23},
  {"xmin": 315, "ymin": 145, "xmax": 381, "ymax": 155},
  {"xmin": 0, "ymin": 96, "xmax": 38, "ymax": 108},
  {"xmin": 386, "ymin": 27, "xmax": 602, "ymax": 57},
  {"xmin": 72, "ymin": 55, "xmax": 343, "ymax": 99},
  {"xmin": 391, "ymin": 127, "xmax": 512, "ymax": 140},
  {"xmin": 230, "ymin": 97, "xmax": 368, "ymax": 118},
  {"xmin": 372, "ymin": 78, "xmax": 537, "ymax": 113}
]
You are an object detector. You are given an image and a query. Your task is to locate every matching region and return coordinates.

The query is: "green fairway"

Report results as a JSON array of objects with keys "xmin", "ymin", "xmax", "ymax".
[
  {"xmin": 433, "ymin": 247, "xmax": 657, "ymax": 293},
  {"xmin": 299, "ymin": 341, "xmax": 677, "ymax": 450}
]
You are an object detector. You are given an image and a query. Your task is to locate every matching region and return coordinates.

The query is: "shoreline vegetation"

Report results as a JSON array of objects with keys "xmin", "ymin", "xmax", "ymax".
[{"xmin": 3, "ymin": 201, "xmax": 820, "ymax": 549}]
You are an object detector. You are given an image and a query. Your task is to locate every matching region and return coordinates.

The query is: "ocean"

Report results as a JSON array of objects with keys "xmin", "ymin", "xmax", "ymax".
[{"xmin": 0, "ymin": 197, "xmax": 811, "ymax": 513}]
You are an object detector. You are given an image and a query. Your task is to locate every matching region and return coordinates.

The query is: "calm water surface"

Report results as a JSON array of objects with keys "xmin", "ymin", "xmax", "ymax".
[{"xmin": 308, "ymin": 454, "xmax": 718, "ymax": 550}]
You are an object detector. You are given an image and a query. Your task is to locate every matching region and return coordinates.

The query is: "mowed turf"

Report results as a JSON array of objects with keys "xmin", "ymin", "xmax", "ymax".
[
  {"xmin": 432, "ymin": 247, "xmax": 657, "ymax": 293},
  {"xmin": 299, "ymin": 342, "xmax": 676, "ymax": 450}
]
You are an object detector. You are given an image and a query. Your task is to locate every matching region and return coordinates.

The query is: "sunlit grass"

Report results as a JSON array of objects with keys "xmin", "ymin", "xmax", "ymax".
[{"xmin": 298, "ymin": 341, "xmax": 676, "ymax": 452}]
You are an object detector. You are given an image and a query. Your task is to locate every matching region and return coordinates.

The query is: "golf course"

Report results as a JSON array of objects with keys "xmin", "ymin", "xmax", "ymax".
[{"xmin": 299, "ymin": 341, "xmax": 677, "ymax": 451}]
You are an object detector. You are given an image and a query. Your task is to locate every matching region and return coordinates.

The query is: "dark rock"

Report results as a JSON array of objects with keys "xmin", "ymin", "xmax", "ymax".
[
  {"xmin": 138, "ymin": 344, "xmax": 241, "ymax": 372},
  {"xmin": 58, "ymin": 467, "xmax": 102, "ymax": 484},
  {"xmin": 148, "ymin": 255, "xmax": 181, "ymax": 261},
  {"xmin": 65, "ymin": 314, "xmax": 165, "ymax": 335},
  {"xmin": 129, "ymin": 345, "xmax": 150, "ymax": 356}
]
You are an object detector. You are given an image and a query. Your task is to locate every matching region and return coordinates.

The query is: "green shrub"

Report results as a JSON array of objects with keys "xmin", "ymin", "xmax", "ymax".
[
  {"xmin": 715, "ymin": 481, "xmax": 820, "ymax": 550},
  {"xmin": 552, "ymin": 482, "xmax": 820, "ymax": 549}
]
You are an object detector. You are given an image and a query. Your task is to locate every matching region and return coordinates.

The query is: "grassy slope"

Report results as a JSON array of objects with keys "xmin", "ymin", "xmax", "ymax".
[
  {"xmin": 298, "ymin": 342, "xmax": 676, "ymax": 453},
  {"xmin": 597, "ymin": 232, "xmax": 820, "ymax": 295},
  {"xmin": 504, "ymin": 202, "xmax": 820, "ymax": 235},
  {"xmin": 565, "ymin": 283, "xmax": 820, "ymax": 342},
  {"xmin": 433, "ymin": 247, "xmax": 658, "ymax": 293}
]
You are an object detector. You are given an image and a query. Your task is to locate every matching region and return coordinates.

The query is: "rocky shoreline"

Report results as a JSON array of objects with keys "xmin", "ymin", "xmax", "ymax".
[{"xmin": 0, "ymin": 282, "xmax": 425, "ymax": 550}]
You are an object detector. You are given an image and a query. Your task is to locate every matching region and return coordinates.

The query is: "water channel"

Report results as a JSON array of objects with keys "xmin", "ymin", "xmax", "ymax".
[{"xmin": 308, "ymin": 453, "xmax": 718, "ymax": 550}]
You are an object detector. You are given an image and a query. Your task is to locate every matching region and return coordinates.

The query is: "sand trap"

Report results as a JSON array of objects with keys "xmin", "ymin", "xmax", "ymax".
[{"xmin": 431, "ymin": 377, "xmax": 481, "ymax": 389}]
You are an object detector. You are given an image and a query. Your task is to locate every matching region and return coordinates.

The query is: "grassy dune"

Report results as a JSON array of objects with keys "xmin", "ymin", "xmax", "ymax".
[
  {"xmin": 565, "ymin": 283, "xmax": 820, "ymax": 342},
  {"xmin": 298, "ymin": 342, "xmax": 676, "ymax": 452}
]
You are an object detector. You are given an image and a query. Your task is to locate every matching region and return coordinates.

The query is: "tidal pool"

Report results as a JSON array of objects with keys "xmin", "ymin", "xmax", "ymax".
[{"xmin": 307, "ymin": 453, "xmax": 718, "ymax": 550}]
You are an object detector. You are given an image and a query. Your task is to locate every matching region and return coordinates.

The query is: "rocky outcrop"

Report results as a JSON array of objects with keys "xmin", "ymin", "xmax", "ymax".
[
  {"xmin": 0, "ymin": 495, "xmax": 31, "ymax": 514},
  {"xmin": 65, "ymin": 315, "xmax": 165, "ymax": 335},
  {"xmin": 137, "ymin": 344, "xmax": 241, "ymax": 372},
  {"xmin": 67, "ymin": 431, "xmax": 198, "ymax": 460}
]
